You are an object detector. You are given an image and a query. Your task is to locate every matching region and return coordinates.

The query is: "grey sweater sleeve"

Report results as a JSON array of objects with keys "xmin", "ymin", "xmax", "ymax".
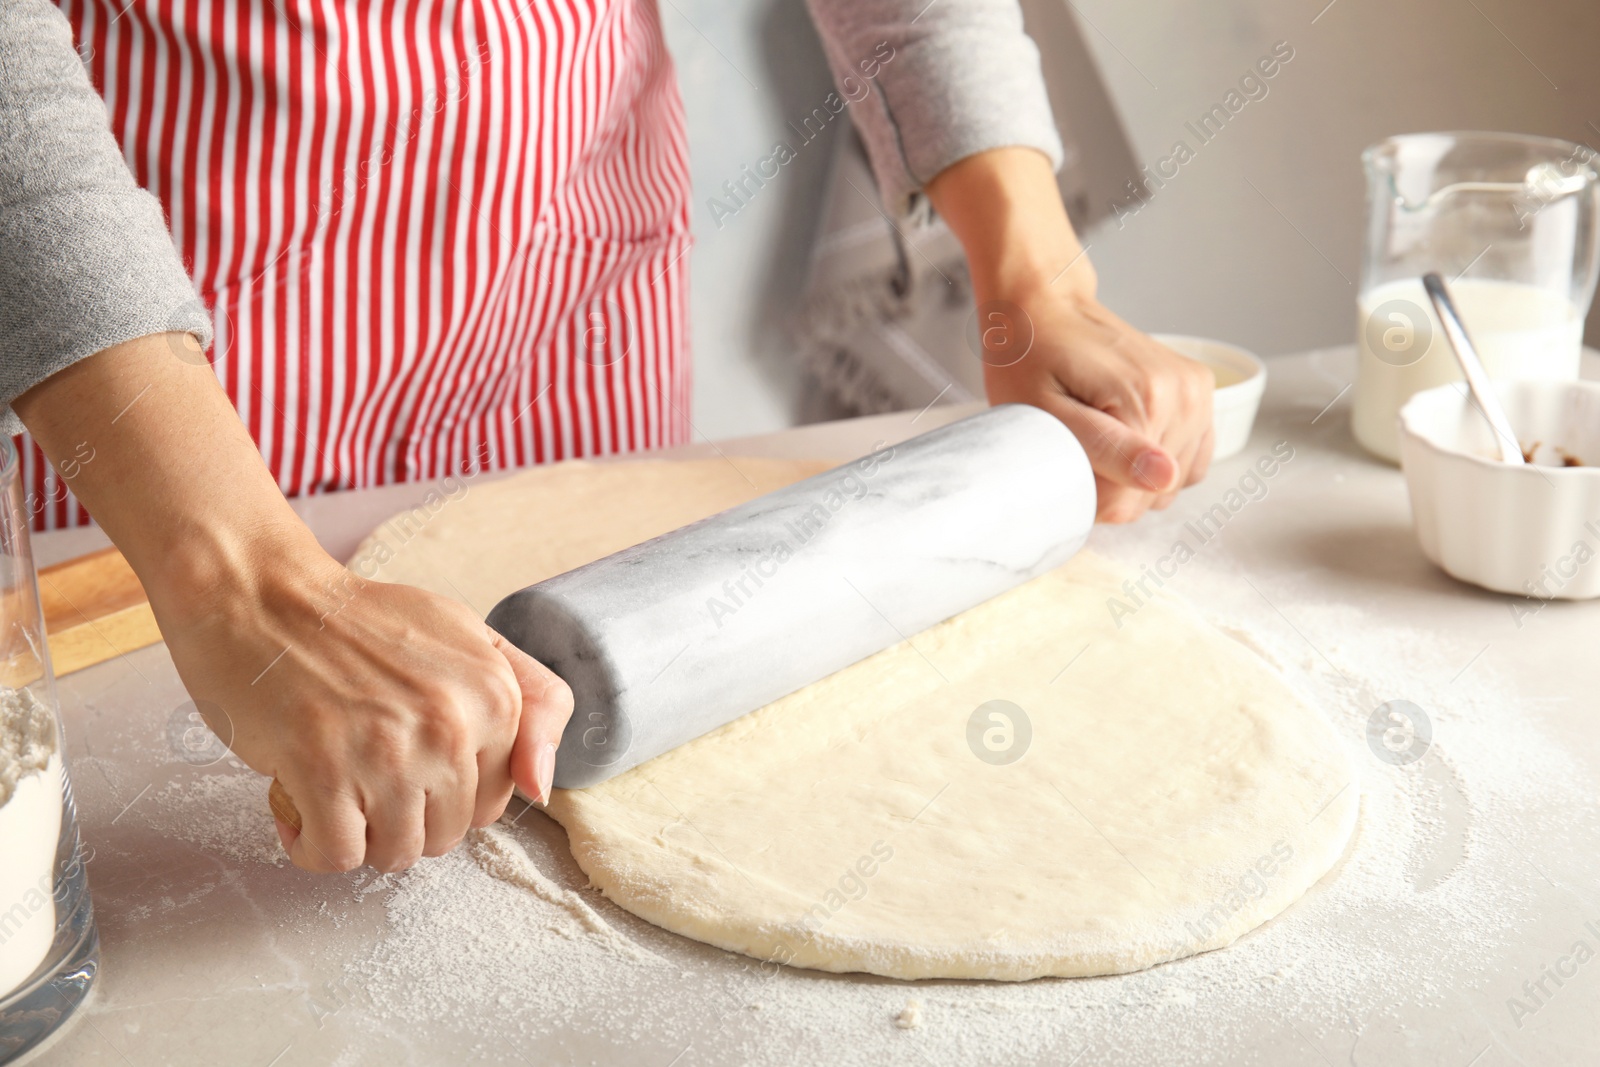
[
  {"xmin": 805, "ymin": 0, "xmax": 1065, "ymax": 216},
  {"xmin": 0, "ymin": 0, "xmax": 211, "ymax": 436}
]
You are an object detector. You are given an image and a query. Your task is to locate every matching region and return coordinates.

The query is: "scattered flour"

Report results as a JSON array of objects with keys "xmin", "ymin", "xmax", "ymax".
[
  {"xmin": 466, "ymin": 824, "xmax": 661, "ymax": 965},
  {"xmin": 328, "ymin": 571, "xmax": 1594, "ymax": 1066},
  {"xmin": 145, "ymin": 771, "xmax": 287, "ymax": 868},
  {"xmin": 63, "ymin": 555, "xmax": 1583, "ymax": 1062}
]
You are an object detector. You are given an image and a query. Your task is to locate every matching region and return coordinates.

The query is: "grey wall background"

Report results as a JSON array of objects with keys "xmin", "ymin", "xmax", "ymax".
[
  {"xmin": 659, "ymin": 0, "xmax": 840, "ymax": 440},
  {"xmin": 660, "ymin": 0, "xmax": 1600, "ymax": 441}
]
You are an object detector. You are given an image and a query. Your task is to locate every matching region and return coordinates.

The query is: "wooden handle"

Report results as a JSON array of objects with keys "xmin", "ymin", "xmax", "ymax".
[{"xmin": 267, "ymin": 778, "xmax": 303, "ymax": 832}]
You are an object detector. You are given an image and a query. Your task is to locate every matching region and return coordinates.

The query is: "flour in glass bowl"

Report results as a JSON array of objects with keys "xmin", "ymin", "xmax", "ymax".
[
  {"xmin": 331, "ymin": 585, "xmax": 1590, "ymax": 1066},
  {"xmin": 0, "ymin": 685, "xmax": 63, "ymax": 997}
]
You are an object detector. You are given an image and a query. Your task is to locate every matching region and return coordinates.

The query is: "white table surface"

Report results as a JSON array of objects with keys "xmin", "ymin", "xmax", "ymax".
[{"xmin": 20, "ymin": 347, "xmax": 1600, "ymax": 1067}]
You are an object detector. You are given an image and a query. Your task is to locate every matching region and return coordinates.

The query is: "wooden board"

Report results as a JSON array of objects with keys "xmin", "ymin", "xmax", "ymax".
[{"xmin": 37, "ymin": 546, "xmax": 162, "ymax": 678}]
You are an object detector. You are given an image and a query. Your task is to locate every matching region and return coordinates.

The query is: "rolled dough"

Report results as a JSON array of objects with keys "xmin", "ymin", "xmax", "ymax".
[{"xmin": 355, "ymin": 456, "xmax": 1358, "ymax": 981}]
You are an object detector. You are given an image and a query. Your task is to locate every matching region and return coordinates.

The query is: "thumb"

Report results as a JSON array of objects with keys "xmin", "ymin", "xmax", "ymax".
[
  {"xmin": 490, "ymin": 629, "xmax": 575, "ymax": 805},
  {"xmin": 1043, "ymin": 393, "xmax": 1178, "ymax": 493}
]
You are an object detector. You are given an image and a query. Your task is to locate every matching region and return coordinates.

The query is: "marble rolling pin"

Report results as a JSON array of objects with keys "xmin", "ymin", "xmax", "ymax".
[{"xmin": 487, "ymin": 403, "xmax": 1096, "ymax": 789}]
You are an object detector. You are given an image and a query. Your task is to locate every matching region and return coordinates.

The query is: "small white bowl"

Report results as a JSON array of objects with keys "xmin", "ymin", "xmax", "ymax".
[
  {"xmin": 1152, "ymin": 334, "xmax": 1267, "ymax": 461},
  {"xmin": 1399, "ymin": 379, "xmax": 1600, "ymax": 599}
]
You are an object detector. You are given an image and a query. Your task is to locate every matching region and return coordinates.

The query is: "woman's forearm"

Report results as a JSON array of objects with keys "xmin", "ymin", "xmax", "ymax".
[
  {"xmin": 13, "ymin": 332, "xmax": 323, "ymax": 619},
  {"xmin": 16, "ymin": 336, "xmax": 573, "ymax": 871},
  {"xmin": 924, "ymin": 145, "xmax": 1094, "ymax": 302}
]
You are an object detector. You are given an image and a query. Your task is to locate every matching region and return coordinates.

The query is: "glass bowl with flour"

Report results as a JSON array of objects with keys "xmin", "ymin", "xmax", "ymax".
[{"xmin": 0, "ymin": 437, "xmax": 98, "ymax": 1062}]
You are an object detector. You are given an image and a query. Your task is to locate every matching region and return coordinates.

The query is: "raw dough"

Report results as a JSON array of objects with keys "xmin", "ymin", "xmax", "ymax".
[
  {"xmin": 356, "ymin": 457, "xmax": 1358, "ymax": 981},
  {"xmin": 348, "ymin": 456, "xmax": 830, "ymax": 616}
]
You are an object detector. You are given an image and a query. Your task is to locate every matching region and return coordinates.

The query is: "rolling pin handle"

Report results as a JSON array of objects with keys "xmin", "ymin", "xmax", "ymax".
[{"xmin": 268, "ymin": 778, "xmax": 303, "ymax": 833}]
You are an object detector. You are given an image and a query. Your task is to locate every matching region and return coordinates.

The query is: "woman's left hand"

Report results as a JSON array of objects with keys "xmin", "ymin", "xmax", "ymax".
[
  {"xmin": 925, "ymin": 147, "xmax": 1215, "ymax": 523},
  {"xmin": 975, "ymin": 273, "xmax": 1215, "ymax": 523}
]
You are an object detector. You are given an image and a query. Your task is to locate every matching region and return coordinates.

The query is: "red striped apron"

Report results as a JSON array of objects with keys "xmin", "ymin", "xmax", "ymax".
[{"xmin": 21, "ymin": 0, "xmax": 693, "ymax": 530}]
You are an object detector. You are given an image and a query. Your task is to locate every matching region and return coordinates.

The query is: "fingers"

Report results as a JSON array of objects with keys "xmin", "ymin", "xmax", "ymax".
[
  {"xmin": 1149, "ymin": 339, "xmax": 1216, "ymax": 502},
  {"xmin": 472, "ymin": 745, "xmax": 517, "ymax": 829},
  {"xmin": 471, "ymin": 639, "xmax": 522, "ymax": 829},
  {"xmin": 423, "ymin": 775, "xmax": 476, "ymax": 857},
  {"xmin": 492, "ymin": 630, "xmax": 575, "ymax": 805},
  {"xmin": 283, "ymin": 784, "xmax": 369, "ymax": 874},
  {"xmin": 1039, "ymin": 393, "xmax": 1169, "ymax": 523},
  {"xmin": 362, "ymin": 789, "xmax": 427, "ymax": 874},
  {"xmin": 1026, "ymin": 330, "xmax": 1216, "ymax": 522},
  {"xmin": 1186, "ymin": 423, "xmax": 1216, "ymax": 488},
  {"xmin": 1153, "ymin": 424, "xmax": 1215, "ymax": 511},
  {"xmin": 1040, "ymin": 392, "xmax": 1178, "ymax": 495},
  {"xmin": 283, "ymin": 748, "xmax": 485, "ymax": 871},
  {"xmin": 1093, "ymin": 477, "xmax": 1154, "ymax": 525}
]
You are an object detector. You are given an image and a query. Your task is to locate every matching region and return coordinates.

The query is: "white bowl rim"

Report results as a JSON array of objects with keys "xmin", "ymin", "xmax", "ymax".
[
  {"xmin": 1149, "ymin": 333, "xmax": 1266, "ymax": 395},
  {"xmin": 1398, "ymin": 378, "xmax": 1600, "ymax": 475}
]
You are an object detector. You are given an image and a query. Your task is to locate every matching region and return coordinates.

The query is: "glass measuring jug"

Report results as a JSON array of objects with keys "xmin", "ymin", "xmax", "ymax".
[
  {"xmin": 1353, "ymin": 132, "xmax": 1600, "ymax": 461},
  {"xmin": 0, "ymin": 437, "xmax": 98, "ymax": 1063}
]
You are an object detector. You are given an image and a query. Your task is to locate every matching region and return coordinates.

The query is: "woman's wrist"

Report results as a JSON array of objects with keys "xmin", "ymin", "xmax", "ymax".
[
  {"xmin": 924, "ymin": 146, "xmax": 1097, "ymax": 306},
  {"xmin": 15, "ymin": 331, "xmax": 333, "ymax": 627},
  {"xmin": 144, "ymin": 514, "xmax": 337, "ymax": 633}
]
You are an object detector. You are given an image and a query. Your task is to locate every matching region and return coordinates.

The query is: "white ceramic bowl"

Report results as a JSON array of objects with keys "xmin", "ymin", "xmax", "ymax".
[
  {"xmin": 1399, "ymin": 379, "xmax": 1600, "ymax": 599},
  {"xmin": 1153, "ymin": 334, "xmax": 1267, "ymax": 461}
]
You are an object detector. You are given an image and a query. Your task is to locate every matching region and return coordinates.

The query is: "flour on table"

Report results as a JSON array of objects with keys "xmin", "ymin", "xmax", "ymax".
[
  {"xmin": 336, "ymin": 581, "xmax": 1589, "ymax": 1066},
  {"xmin": 466, "ymin": 823, "xmax": 660, "ymax": 964},
  {"xmin": 145, "ymin": 771, "xmax": 287, "ymax": 867},
  {"xmin": 321, "ymin": 455, "xmax": 1592, "ymax": 1062}
]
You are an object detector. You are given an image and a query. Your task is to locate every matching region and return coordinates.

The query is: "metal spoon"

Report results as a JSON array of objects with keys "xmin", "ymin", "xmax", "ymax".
[{"xmin": 1421, "ymin": 272, "xmax": 1525, "ymax": 465}]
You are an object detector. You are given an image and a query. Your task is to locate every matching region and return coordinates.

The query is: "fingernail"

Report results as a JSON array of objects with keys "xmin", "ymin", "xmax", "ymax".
[
  {"xmin": 535, "ymin": 742, "xmax": 557, "ymax": 804},
  {"xmin": 1132, "ymin": 449, "xmax": 1173, "ymax": 490}
]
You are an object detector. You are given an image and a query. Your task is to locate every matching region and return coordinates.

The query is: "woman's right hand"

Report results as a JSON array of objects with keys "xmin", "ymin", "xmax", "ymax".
[
  {"xmin": 158, "ymin": 542, "xmax": 573, "ymax": 873},
  {"xmin": 15, "ymin": 331, "xmax": 571, "ymax": 874}
]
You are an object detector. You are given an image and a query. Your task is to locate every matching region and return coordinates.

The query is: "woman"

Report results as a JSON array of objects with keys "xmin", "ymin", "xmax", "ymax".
[{"xmin": 0, "ymin": 0, "xmax": 1212, "ymax": 875}]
